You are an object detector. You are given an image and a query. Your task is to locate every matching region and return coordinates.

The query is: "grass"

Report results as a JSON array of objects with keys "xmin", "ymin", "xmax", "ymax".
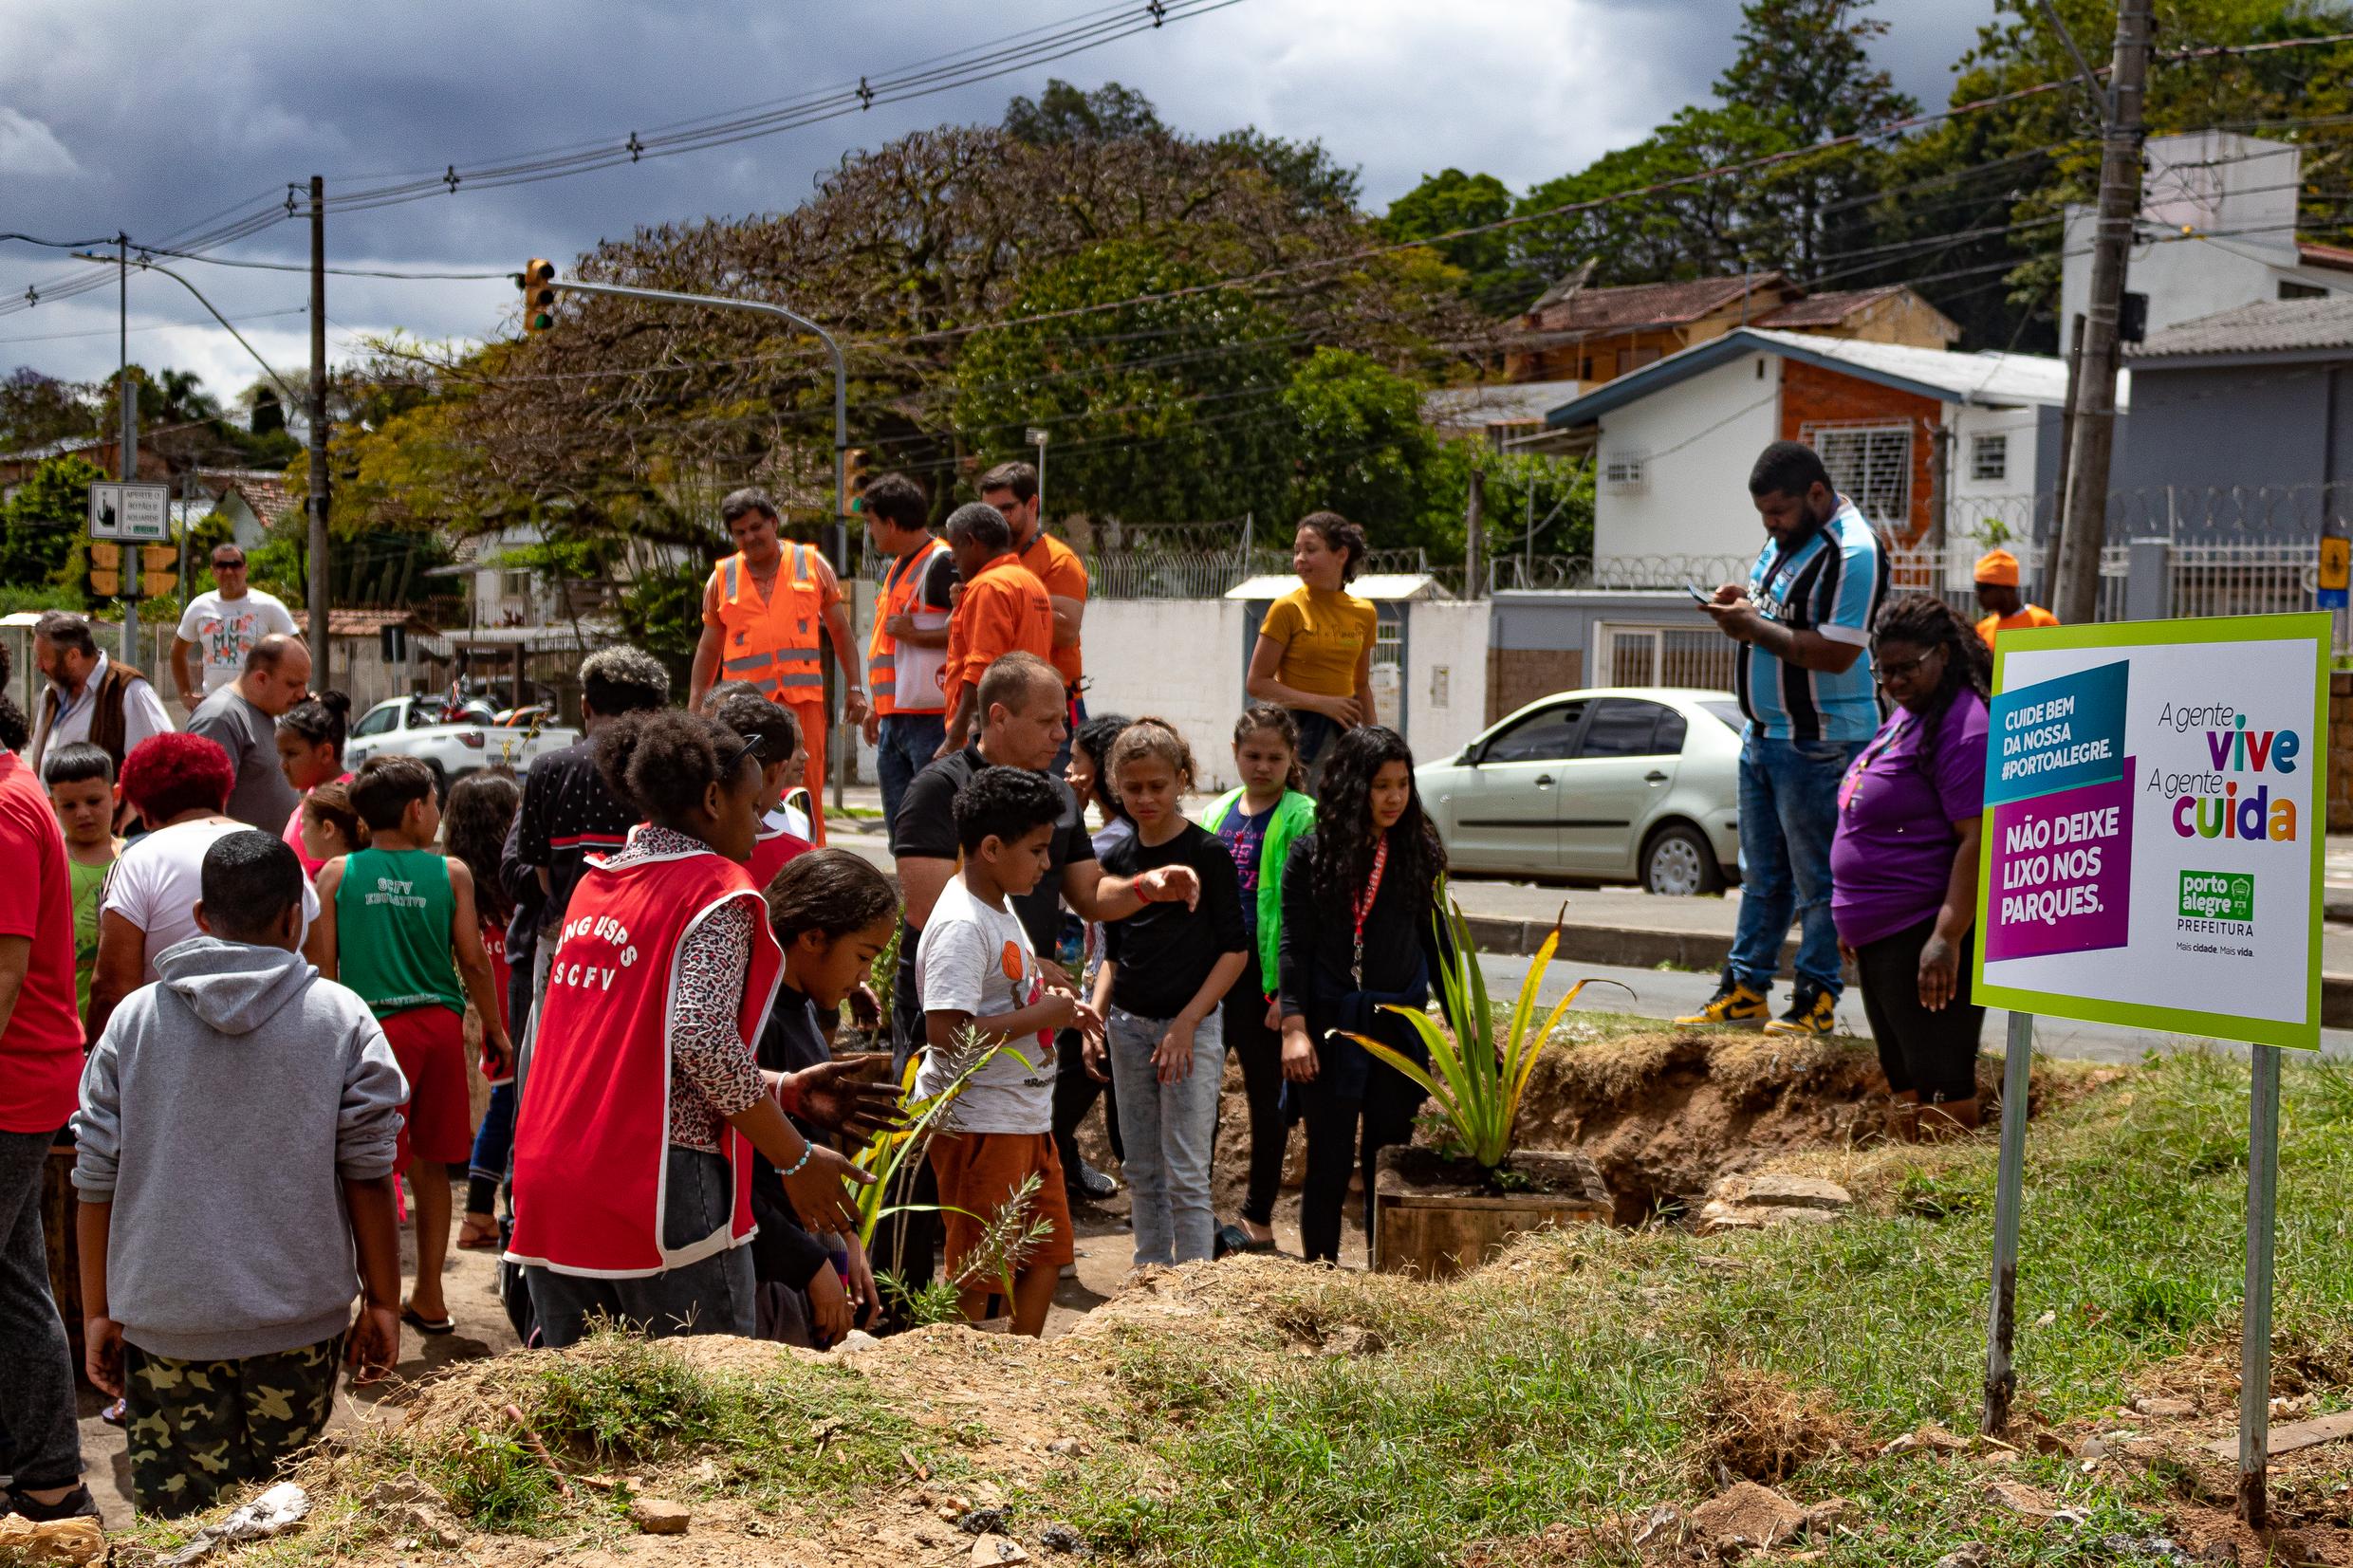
[{"xmin": 1036, "ymin": 1045, "xmax": 2353, "ymax": 1565}]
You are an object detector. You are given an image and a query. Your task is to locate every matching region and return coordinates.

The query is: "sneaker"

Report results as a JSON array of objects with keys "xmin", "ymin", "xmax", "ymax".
[
  {"xmin": 1764, "ymin": 983, "xmax": 1837, "ymax": 1037},
  {"xmin": 5, "ymin": 1484, "xmax": 100, "ymax": 1522},
  {"xmin": 1065, "ymin": 1159, "xmax": 1119, "ymax": 1203},
  {"xmin": 1674, "ymin": 970, "xmax": 1770, "ymax": 1027}
]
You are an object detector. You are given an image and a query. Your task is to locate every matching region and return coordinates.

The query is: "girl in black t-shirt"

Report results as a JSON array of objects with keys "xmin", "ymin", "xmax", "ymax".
[
  {"xmin": 1277, "ymin": 726, "xmax": 1447, "ymax": 1265},
  {"xmin": 753, "ymin": 851, "xmax": 901, "ymax": 1346}
]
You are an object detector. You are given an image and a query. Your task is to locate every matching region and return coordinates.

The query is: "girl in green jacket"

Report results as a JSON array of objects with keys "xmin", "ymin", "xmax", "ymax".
[{"xmin": 1201, "ymin": 706, "xmax": 1317, "ymax": 1252}]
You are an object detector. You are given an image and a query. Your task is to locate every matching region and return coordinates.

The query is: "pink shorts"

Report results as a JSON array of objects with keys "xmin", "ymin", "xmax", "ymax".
[{"xmin": 382, "ymin": 1006, "xmax": 473, "ymax": 1167}]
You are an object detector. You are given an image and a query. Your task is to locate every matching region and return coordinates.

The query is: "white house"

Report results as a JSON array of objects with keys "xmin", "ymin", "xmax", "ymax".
[
  {"xmin": 1543, "ymin": 328, "xmax": 2101, "ymax": 576},
  {"xmin": 2062, "ymin": 131, "xmax": 2353, "ymax": 341}
]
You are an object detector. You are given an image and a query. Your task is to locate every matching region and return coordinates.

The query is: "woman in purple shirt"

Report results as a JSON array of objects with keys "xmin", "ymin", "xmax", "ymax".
[{"xmin": 1831, "ymin": 595, "xmax": 1991, "ymax": 1141}]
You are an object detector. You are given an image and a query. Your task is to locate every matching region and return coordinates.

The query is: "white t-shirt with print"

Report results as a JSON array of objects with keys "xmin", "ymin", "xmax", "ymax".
[
  {"xmin": 912, "ymin": 874, "xmax": 1055, "ymax": 1134},
  {"xmin": 102, "ymin": 818, "xmax": 320, "ymax": 985},
  {"xmin": 176, "ymin": 589, "xmax": 297, "ymax": 695}
]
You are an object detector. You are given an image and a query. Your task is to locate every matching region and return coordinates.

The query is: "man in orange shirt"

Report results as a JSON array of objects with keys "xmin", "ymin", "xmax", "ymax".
[
  {"xmin": 689, "ymin": 488, "xmax": 868, "ymax": 844},
  {"xmin": 936, "ymin": 502, "xmax": 1054, "ymax": 759},
  {"xmin": 1973, "ymin": 548, "xmax": 2060, "ymax": 651},
  {"xmin": 980, "ymin": 461, "xmax": 1087, "ymax": 704}
]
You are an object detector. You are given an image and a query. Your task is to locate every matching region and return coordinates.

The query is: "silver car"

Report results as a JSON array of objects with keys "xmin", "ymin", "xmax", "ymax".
[{"xmin": 1417, "ymin": 687, "xmax": 1744, "ymax": 895}]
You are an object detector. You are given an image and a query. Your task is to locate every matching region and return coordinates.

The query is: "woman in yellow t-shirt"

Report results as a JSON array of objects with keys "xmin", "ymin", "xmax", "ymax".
[{"xmin": 1247, "ymin": 511, "xmax": 1379, "ymax": 786}]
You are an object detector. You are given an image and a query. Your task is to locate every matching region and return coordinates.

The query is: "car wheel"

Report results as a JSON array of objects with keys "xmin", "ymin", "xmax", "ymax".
[{"xmin": 1641, "ymin": 821, "xmax": 1724, "ymax": 896}]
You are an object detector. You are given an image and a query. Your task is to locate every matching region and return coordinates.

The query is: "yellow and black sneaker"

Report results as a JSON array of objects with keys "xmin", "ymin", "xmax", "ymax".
[
  {"xmin": 1674, "ymin": 969, "xmax": 1770, "ymax": 1027},
  {"xmin": 1764, "ymin": 981, "xmax": 1837, "ymax": 1037}
]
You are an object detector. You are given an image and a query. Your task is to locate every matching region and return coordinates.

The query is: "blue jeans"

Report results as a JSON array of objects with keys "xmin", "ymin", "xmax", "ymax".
[
  {"xmin": 1105, "ymin": 1006, "xmax": 1225, "ymax": 1266},
  {"xmin": 876, "ymin": 711, "xmax": 947, "ymax": 832},
  {"xmin": 1728, "ymin": 732, "xmax": 1862, "ymax": 1001},
  {"xmin": 468, "ymin": 1082, "xmax": 515, "ymax": 1204}
]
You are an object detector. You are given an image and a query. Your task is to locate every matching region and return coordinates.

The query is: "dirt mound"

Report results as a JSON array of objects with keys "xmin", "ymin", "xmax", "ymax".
[{"xmin": 1687, "ymin": 1363, "xmax": 1862, "ymax": 1484}]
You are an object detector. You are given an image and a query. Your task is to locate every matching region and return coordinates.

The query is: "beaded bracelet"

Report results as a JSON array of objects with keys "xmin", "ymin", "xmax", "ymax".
[{"xmin": 779, "ymin": 1141, "xmax": 815, "ymax": 1178}]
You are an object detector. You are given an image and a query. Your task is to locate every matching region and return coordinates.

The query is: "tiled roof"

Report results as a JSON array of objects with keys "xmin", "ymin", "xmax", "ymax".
[
  {"xmin": 288, "ymin": 608, "xmax": 438, "ymax": 637},
  {"xmin": 2130, "ymin": 294, "xmax": 2353, "ymax": 359},
  {"xmin": 2298, "ymin": 240, "xmax": 2353, "ymax": 273},
  {"xmin": 1752, "ymin": 285, "xmax": 1910, "ymax": 328},
  {"xmin": 1527, "ymin": 273, "xmax": 1790, "ymax": 335},
  {"xmin": 209, "ymin": 470, "xmax": 298, "ymax": 528}
]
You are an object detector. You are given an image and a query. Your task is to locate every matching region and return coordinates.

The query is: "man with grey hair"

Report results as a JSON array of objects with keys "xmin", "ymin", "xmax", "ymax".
[
  {"xmin": 687, "ymin": 486, "xmax": 865, "ymax": 844},
  {"xmin": 936, "ymin": 502, "xmax": 1053, "ymax": 759},
  {"xmin": 27, "ymin": 610, "xmax": 172, "ymax": 774},
  {"xmin": 188, "ymin": 634, "xmax": 311, "ymax": 829}
]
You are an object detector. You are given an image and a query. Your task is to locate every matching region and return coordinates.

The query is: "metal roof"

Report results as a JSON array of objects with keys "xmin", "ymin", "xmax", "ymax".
[
  {"xmin": 2128, "ymin": 294, "xmax": 2353, "ymax": 360},
  {"xmin": 1545, "ymin": 326, "xmax": 2085, "ymax": 428}
]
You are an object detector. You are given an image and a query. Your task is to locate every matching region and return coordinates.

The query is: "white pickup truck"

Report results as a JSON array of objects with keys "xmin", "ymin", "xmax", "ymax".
[{"xmin": 343, "ymin": 695, "xmax": 581, "ymax": 790}]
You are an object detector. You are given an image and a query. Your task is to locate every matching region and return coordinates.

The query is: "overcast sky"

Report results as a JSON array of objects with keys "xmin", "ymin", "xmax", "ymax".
[{"xmin": 0, "ymin": 0, "xmax": 1998, "ymax": 401}]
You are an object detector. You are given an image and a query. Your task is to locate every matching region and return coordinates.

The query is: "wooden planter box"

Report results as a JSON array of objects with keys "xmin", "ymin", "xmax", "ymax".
[{"xmin": 1372, "ymin": 1147, "xmax": 1614, "ymax": 1280}]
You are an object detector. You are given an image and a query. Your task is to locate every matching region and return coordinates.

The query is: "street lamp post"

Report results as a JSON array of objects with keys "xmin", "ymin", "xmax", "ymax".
[{"xmin": 1026, "ymin": 426, "xmax": 1048, "ymax": 522}]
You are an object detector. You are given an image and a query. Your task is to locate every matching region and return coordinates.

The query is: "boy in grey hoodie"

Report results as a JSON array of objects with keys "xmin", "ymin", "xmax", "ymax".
[{"xmin": 74, "ymin": 830, "xmax": 408, "ymax": 1518}]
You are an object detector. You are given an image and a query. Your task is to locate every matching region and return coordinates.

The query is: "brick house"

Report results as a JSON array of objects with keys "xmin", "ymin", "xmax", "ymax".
[
  {"xmin": 1541, "ymin": 326, "xmax": 2087, "ymax": 570},
  {"xmin": 1503, "ymin": 271, "xmax": 1959, "ymax": 387}
]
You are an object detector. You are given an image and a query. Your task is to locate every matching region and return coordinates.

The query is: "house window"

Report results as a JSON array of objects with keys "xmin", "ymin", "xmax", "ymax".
[
  {"xmin": 2281, "ymin": 280, "xmax": 2327, "ymax": 301},
  {"xmin": 1602, "ymin": 451, "xmax": 1647, "ymax": 492},
  {"xmin": 501, "ymin": 569, "xmax": 533, "ymax": 600},
  {"xmin": 1969, "ymin": 433, "xmax": 2008, "ymax": 483},
  {"xmin": 1803, "ymin": 422, "xmax": 1913, "ymax": 529}
]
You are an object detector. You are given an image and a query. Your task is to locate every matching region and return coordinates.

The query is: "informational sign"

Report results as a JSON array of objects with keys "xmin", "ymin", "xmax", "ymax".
[
  {"xmin": 86, "ymin": 481, "xmax": 172, "ymax": 542},
  {"xmin": 2321, "ymin": 535, "xmax": 2350, "ymax": 611},
  {"xmin": 1973, "ymin": 614, "xmax": 2328, "ymax": 1051}
]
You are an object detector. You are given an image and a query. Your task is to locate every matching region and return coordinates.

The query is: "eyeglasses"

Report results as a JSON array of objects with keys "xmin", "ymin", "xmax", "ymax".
[
  {"xmin": 213, "ymin": 558, "xmax": 246, "ymax": 570},
  {"xmin": 717, "ymin": 730, "xmax": 769, "ymax": 773},
  {"xmin": 1875, "ymin": 649, "xmax": 1942, "ymax": 683}
]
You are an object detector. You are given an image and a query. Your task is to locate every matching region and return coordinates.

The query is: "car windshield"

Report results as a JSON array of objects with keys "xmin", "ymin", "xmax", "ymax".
[{"xmin": 1701, "ymin": 700, "xmax": 1745, "ymax": 733}]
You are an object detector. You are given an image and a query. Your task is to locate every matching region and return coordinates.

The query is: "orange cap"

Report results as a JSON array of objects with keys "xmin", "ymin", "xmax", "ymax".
[{"xmin": 1973, "ymin": 548, "xmax": 2020, "ymax": 586}]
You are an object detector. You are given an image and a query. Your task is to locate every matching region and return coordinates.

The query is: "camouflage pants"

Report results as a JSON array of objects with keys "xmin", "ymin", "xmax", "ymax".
[{"xmin": 123, "ymin": 1336, "xmax": 341, "ymax": 1518}]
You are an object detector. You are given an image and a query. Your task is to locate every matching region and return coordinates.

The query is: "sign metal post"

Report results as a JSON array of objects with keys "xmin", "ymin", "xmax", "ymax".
[
  {"xmin": 1980, "ymin": 1008, "xmax": 2036, "ymax": 1435},
  {"xmin": 2240, "ymin": 1042, "xmax": 2282, "ymax": 1526}
]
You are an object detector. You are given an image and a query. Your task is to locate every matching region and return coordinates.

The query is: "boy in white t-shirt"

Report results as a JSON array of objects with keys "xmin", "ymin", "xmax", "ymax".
[{"xmin": 915, "ymin": 765, "xmax": 1101, "ymax": 1337}]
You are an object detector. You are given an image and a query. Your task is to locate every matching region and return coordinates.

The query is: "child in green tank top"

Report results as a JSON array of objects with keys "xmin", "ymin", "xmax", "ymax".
[
  {"xmin": 44, "ymin": 744, "xmax": 123, "ymax": 1018},
  {"xmin": 308, "ymin": 756, "xmax": 510, "ymax": 1335}
]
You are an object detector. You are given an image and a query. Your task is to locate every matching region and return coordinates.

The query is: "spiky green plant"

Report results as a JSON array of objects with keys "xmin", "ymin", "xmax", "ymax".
[
  {"xmin": 849, "ymin": 1024, "xmax": 1029, "ymax": 1248},
  {"xmin": 1343, "ymin": 898, "xmax": 1625, "ymax": 1171}
]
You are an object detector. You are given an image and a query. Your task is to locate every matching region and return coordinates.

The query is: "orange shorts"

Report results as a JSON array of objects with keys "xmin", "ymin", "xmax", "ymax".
[
  {"xmin": 381, "ymin": 1005, "xmax": 474, "ymax": 1167},
  {"xmin": 927, "ymin": 1130, "xmax": 1075, "ymax": 1279}
]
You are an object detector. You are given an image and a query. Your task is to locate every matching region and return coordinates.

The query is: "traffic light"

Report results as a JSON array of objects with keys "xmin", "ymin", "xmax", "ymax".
[
  {"xmin": 519, "ymin": 259, "xmax": 557, "ymax": 334},
  {"xmin": 87, "ymin": 542, "xmax": 120, "ymax": 599},
  {"xmin": 842, "ymin": 447, "xmax": 870, "ymax": 517}
]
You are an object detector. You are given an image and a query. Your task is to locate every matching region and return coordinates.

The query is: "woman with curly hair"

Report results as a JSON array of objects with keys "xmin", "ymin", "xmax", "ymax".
[
  {"xmin": 1247, "ymin": 511, "xmax": 1380, "ymax": 788},
  {"xmin": 1276, "ymin": 725, "xmax": 1448, "ymax": 1264},
  {"xmin": 1832, "ymin": 593, "xmax": 1992, "ymax": 1141},
  {"xmin": 506, "ymin": 711, "xmax": 881, "ymax": 1348}
]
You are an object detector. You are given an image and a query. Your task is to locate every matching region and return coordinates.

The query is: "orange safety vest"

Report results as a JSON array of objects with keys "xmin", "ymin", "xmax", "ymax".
[
  {"xmin": 867, "ymin": 538, "xmax": 951, "ymax": 716},
  {"xmin": 712, "ymin": 544, "xmax": 825, "ymax": 703}
]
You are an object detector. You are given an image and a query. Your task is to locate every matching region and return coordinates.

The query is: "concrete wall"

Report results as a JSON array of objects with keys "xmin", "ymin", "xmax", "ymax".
[
  {"xmin": 2121, "ymin": 360, "xmax": 2344, "ymax": 518},
  {"xmin": 1593, "ymin": 350, "xmax": 1783, "ymax": 564},
  {"xmin": 1400, "ymin": 601, "xmax": 1490, "ymax": 766},
  {"xmin": 1081, "ymin": 598, "xmax": 1253, "ymax": 790}
]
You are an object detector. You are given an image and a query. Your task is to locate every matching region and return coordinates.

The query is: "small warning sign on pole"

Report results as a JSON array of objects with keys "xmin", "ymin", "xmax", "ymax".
[
  {"xmin": 87, "ymin": 481, "xmax": 172, "ymax": 543},
  {"xmin": 2319, "ymin": 535, "xmax": 2349, "ymax": 610}
]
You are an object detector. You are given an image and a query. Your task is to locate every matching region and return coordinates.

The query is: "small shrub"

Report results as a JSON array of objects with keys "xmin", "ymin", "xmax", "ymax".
[{"xmin": 436, "ymin": 1429, "xmax": 560, "ymax": 1529}]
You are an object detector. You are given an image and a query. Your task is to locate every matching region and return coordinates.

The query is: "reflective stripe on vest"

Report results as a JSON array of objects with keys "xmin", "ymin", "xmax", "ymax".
[
  {"xmin": 713, "ymin": 544, "xmax": 826, "ymax": 698},
  {"xmin": 867, "ymin": 538, "xmax": 950, "ymax": 715}
]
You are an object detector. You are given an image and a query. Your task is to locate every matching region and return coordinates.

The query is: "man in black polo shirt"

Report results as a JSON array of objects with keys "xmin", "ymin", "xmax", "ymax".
[{"xmin": 889, "ymin": 653, "xmax": 1196, "ymax": 1202}]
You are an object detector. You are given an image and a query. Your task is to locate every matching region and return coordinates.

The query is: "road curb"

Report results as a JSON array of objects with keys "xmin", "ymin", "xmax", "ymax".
[{"xmin": 1463, "ymin": 914, "xmax": 2353, "ymax": 1029}]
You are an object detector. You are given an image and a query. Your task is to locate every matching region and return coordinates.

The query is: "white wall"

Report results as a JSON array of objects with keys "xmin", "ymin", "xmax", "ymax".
[
  {"xmin": 2061, "ymin": 133, "xmax": 2353, "ymax": 337},
  {"xmin": 1402, "ymin": 601, "xmax": 1489, "ymax": 765},
  {"xmin": 1076, "ymin": 599, "xmax": 1252, "ymax": 791},
  {"xmin": 1593, "ymin": 351, "xmax": 1783, "ymax": 566}
]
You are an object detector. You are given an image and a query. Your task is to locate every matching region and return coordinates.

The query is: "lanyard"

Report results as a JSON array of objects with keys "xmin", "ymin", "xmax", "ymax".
[
  {"xmin": 1350, "ymin": 837, "xmax": 1389, "ymax": 987},
  {"xmin": 1838, "ymin": 712, "xmax": 1915, "ymax": 814}
]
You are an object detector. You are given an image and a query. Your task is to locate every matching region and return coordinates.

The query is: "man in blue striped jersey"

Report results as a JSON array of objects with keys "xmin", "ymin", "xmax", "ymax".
[{"xmin": 1677, "ymin": 440, "xmax": 1888, "ymax": 1037}]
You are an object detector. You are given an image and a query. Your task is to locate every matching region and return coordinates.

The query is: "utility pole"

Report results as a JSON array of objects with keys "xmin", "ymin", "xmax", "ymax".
[
  {"xmin": 1464, "ymin": 462, "xmax": 1483, "ymax": 598},
  {"xmin": 118, "ymin": 234, "xmax": 139, "ymax": 667},
  {"xmin": 307, "ymin": 175, "xmax": 332, "ymax": 689},
  {"xmin": 2051, "ymin": 0, "xmax": 2153, "ymax": 627}
]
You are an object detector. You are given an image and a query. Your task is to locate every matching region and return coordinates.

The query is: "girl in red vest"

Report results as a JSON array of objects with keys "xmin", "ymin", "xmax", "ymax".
[{"xmin": 506, "ymin": 710, "xmax": 875, "ymax": 1348}]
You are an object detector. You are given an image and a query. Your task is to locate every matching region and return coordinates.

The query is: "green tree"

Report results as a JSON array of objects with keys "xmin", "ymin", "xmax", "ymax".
[
  {"xmin": 0, "ymin": 454, "xmax": 101, "ymax": 592},
  {"xmin": 952, "ymin": 240, "xmax": 1299, "ymax": 525},
  {"xmin": 1382, "ymin": 169, "xmax": 1521, "ymax": 308},
  {"xmin": 1003, "ymin": 79, "xmax": 1165, "ymax": 144},
  {"xmin": 0, "ymin": 369, "xmax": 97, "ymax": 452},
  {"xmin": 1280, "ymin": 348, "xmax": 1438, "ymax": 548}
]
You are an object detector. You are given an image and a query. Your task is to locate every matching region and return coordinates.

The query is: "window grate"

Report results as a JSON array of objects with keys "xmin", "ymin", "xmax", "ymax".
[
  {"xmin": 1803, "ymin": 421, "xmax": 1912, "ymax": 529},
  {"xmin": 1602, "ymin": 451, "xmax": 1646, "ymax": 492},
  {"xmin": 1969, "ymin": 433, "xmax": 2008, "ymax": 483}
]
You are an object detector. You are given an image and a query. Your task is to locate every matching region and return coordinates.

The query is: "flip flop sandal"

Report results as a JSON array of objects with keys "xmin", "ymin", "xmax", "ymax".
[
  {"xmin": 455, "ymin": 1223, "xmax": 501, "ymax": 1252},
  {"xmin": 401, "ymin": 1306, "xmax": 456, "ymax": 1336}
]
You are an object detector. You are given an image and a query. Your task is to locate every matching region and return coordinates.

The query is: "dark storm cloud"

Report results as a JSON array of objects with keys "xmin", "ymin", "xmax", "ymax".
[{"xmin": 0, "ymin": 0, "xmax": 1996, "ymax": 390}]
